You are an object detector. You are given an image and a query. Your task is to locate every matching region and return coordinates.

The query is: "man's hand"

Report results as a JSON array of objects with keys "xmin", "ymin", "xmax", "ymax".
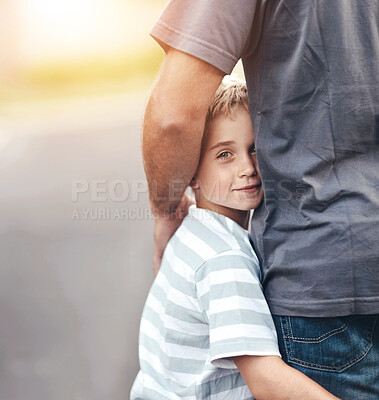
[{"xmin": 152, "ymin": 193, "xmax": 195, "ymax": 276}]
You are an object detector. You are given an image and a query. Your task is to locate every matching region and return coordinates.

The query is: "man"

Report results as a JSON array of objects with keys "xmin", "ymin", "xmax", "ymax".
[{"xmin": 142, "ymin": 1, "xmax": 379, "ymax": 398}]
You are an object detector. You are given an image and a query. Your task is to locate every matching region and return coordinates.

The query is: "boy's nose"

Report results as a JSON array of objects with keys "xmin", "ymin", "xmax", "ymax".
[{"xmin": 238, "ymin": 154, "xmax": 258, "ymax": 178}]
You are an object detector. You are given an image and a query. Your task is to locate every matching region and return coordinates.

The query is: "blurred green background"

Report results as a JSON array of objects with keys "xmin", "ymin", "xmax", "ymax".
[{"xmin": 0, "ymin": 0, "xmax": 165, "ymax": 103}]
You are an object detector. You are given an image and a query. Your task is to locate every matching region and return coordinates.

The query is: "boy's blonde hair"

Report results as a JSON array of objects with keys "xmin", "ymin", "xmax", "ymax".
[{"xmin": 205, "ymin": 75, "xmax": 249, "ymax": 132}]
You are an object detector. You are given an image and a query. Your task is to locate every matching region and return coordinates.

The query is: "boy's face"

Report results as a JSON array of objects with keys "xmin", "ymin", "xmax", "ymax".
[{"xmin": 192, "ymin": 107, "xmax": 263, "ymax": 220}]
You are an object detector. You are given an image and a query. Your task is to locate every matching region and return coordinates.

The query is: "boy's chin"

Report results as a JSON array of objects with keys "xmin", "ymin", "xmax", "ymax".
[
  {"xmin": 236, "ymin": 205, "xmax": 258, "ymax": 211},
  {"xmin": 235, "ymin": 198, "xmax": 263, "ymax": 211},
  {"xmin": 226, "ymin": 203, "xmax": 257, "ymax": 212}
]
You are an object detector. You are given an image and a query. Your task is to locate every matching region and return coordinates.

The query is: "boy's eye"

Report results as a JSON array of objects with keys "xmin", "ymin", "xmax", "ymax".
[
  {"xmin": 249, "ymin": 144, "xmax": 256, "ymax": 154},
  {"xmin": 217, "ymin": 151, "xmax": 232, "ymax": 159}
]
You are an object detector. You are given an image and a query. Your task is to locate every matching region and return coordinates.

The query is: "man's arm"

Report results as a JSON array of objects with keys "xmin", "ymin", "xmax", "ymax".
[
  {"xmin": 143, "ymin": 47, "xmax": 224, "ymax": 215},
  {"xmin": 234, "ymin": 355, "xmax": 340, "ymax": 400},
  {"xmin": 143, "ymin": 48, "xmax": 224, "ymax": 273}
]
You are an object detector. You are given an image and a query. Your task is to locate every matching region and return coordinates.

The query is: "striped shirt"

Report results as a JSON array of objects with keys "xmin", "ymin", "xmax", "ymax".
[{"xmin": 130, "ymin": 206, "xmax": 280, "ymax": 400}]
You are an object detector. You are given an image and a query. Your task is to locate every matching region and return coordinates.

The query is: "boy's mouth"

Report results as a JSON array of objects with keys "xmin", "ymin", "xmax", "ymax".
[{"xmin": 233, "ymin": 183, "xmax": 262, "ymax": 192}]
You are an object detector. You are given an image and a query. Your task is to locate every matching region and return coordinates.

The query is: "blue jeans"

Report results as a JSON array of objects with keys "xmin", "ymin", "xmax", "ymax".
[{"xmin": 272, "ymin": 314, "xmax": 379, "ymax": 400}]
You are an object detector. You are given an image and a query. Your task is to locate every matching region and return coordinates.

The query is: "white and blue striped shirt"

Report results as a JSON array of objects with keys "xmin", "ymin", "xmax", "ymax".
[{"xmin": 131, "ymin": 206, "xmax": 280, "ymax": 400}]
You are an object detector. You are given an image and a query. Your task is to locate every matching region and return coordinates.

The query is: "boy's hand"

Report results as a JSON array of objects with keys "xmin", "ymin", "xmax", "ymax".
[
  {"xmin": 152, "ymin": 193, "xmax": 194, "ymax": 276},
  {"xmin": 233, "ymin": 355, "xmax": 341, "ymax": 400}
]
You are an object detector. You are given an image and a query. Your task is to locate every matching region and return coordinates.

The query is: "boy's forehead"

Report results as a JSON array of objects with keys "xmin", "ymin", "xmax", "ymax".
[
  {"xmin": 204, "ymin": 109, "xmax": 253, "ymax": 148},
  {"xmin": 205, "ymin": 113, "xmax": 237, "ymax": 141}
]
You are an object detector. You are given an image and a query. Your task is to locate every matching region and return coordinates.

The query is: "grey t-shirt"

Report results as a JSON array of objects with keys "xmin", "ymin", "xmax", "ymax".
[{"xmin": 151, "ymin": 0, "xmax": 379, "ymax": 317}]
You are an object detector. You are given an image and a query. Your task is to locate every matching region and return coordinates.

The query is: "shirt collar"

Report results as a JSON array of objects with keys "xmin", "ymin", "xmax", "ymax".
[{"xmin": 188, "ymin": 205, "xmax": 250, "ymax": 245}]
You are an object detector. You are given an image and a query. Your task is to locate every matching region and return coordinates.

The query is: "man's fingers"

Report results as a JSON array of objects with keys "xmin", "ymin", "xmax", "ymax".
[
  {"xmin": 151, "ymin": 193, "xmax": 195, "ymax": 275},
  {"xmin": 152, "ymin": 224, "xmax": 170, "ymax": 275},
  {"xmin": 153, "ymin": 250, "xmax": 162, "ymax": 277},
  {"xmin": 153, "ymin": 232, "xmax": 167, "ymax": 276}
]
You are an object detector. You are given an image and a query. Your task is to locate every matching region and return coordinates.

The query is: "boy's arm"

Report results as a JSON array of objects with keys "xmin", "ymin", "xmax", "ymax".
[
  {"xmin": 234, "ymin": 355, "xmax": 340, "ymax": 400},
  {"xmin": 143, "ymin": 47, "xmax": 224, "ymax": 273}
]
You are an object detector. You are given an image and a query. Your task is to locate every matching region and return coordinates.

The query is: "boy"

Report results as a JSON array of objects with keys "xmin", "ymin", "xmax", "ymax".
[{"xmin": 131, "ymin": 77, "xmax": 339, "ymax": 400}]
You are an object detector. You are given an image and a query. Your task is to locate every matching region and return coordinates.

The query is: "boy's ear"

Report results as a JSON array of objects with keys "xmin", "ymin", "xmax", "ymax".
[{"xmin": 190, "ymin": 176, "xmax": 199, "ymax": 189}]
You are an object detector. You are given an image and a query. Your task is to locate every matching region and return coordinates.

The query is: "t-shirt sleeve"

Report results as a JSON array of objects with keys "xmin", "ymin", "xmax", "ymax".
[
  {"xmin": 150, "ymin": 0, "xmax": 260, "ymax": 74},
  {"xmin": 195, "ymin": 249, "xmax": 280, "ymax": 369}
]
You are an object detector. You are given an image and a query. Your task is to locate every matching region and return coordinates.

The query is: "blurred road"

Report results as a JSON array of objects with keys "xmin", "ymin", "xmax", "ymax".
[{"xmin": 0, "ymin": 91, "xmax": 154, "ymax": 400}]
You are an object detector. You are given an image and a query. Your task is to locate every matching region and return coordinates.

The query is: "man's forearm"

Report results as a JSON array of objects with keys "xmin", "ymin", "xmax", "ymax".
[
  {"xmin": 143, "ymin": 95, "xmax": 204, "ymax": 216},
  {"xmin": 142, "ymin": 48, "xmax": 224, "ymax": 216}
]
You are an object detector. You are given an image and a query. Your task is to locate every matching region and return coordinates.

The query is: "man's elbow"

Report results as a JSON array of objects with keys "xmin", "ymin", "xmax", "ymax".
[
  {"xmin": 145, "ymin": 113, "xmax": 186, "ymax": 140},
  {"xmin": 144, "ymin": 96, "xmax": 203, "ymax": 142}
]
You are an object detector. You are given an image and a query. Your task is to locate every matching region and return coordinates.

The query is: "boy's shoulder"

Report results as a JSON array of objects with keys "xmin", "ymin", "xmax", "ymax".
[{"xmin": 164, "ymin": 206, "xmax": 256, "ymax": 273}]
